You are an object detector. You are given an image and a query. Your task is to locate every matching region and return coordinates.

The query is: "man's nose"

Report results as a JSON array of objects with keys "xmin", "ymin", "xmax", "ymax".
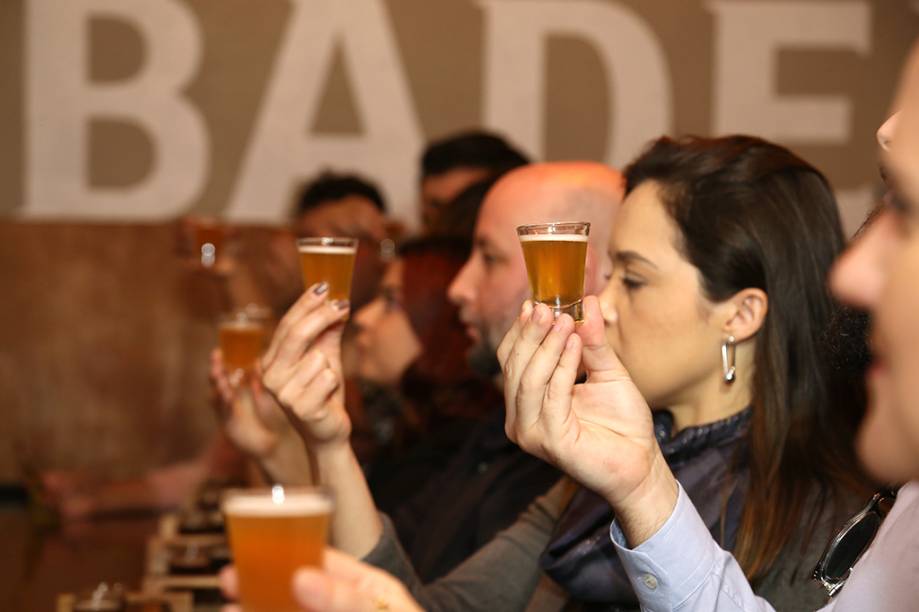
[{"xmin": 448, "ymin": 262, "xmax": 474, "ymax": 306}]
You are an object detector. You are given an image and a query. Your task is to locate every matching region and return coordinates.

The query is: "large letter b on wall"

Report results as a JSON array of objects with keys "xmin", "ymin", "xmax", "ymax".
[{"xmin": 24, "ymin": 0, "xmax": 208, "ymax": 219}]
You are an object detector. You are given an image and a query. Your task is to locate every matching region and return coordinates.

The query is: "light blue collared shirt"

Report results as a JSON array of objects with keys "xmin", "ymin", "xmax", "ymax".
[{"xmin": 609, "ymin": 481, "xmax": 919, "ymax": 611}]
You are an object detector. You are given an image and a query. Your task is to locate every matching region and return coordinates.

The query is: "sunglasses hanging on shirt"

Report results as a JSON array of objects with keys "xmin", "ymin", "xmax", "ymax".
[{"xmin": 812, "ymin": 487, "xmax": 897, "ymax": 597}]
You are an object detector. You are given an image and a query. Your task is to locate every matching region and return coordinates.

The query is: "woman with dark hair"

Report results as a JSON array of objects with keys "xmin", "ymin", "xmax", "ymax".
[
  {"xmin": 495, "ymin": 135, "xmax": 874, "ymax": 603},
  {"xmin": 354, "ymin": 237, "xmax": 498, "ymax": 512},
  {"xmin": 237, "ymin": 135, "xmax": 872, "ymax": 611},
  {"xmin": 582, "ymin": 135, "xmax": 871, "ymax": 580}
]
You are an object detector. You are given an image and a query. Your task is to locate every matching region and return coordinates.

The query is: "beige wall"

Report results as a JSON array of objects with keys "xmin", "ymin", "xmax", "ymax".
[
  {"xmin": 1, "ymin": 1, "xmax": 917, "ymax": 479},
  {"xmin": 1, "ymin": 0, "xmax": 916, "ymax": 233}
]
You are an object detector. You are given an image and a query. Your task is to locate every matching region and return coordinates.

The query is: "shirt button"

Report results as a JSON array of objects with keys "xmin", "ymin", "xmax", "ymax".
[{"xmin": 642, "ymin": 574, "xmax": 658, "ymax": 590}]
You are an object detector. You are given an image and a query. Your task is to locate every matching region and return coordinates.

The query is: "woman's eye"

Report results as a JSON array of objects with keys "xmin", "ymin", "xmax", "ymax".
[{"xmin": 621, "ymin": 275, "xmax": 645, "ymax": 291}]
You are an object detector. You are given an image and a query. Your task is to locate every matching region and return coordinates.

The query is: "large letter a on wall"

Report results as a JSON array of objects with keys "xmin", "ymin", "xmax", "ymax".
[{"xmin": 226, "ymin": 0, "xmax": 422, "ymax": 225}]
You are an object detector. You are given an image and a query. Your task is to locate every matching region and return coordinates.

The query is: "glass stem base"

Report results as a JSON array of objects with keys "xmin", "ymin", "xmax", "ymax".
[{"xmin": 544, "ymin": 299, "xmax": 583, "ymax": 323}]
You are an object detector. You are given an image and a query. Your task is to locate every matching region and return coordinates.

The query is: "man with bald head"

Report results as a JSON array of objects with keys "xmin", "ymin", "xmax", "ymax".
[
  {"xmin": 382, "ymin": 162, "xmax": 622, "ymax": 579},
  {"xmin": 449, "ymin": 162, "xmax": 621, "ymax": 377},
  {"xmin": 253, "ymin": 161, "xmax": 623, "ymax": 585}
]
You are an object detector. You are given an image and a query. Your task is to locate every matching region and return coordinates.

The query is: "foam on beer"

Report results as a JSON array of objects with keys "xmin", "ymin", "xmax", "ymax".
[
  {"xmin": 224, "ymin": 493, "xmax": 333, "ymax": 516},
  {"xmin": 518, "ymin": 233, "xmax": 588, "ymax": 242},
  {"xmin": 219, "ymin": 320, "xmax": 263, "ymax": 330},
  {"xmin": 297, "ymin": 245, "xmax": 357, "ymax": 255}
]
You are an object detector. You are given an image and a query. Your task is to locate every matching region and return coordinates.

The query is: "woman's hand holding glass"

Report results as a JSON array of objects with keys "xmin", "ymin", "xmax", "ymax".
[
  {"xmin": 497, "ymin": 296, "xmax": 679, "ymax": 545},
  {"xmin": 260, "ymin": 283, "xmax": 352, "ymax": 449},
  {"xmin": 210, "ymin": 348, "xmax": 290, "ymax": 458}
]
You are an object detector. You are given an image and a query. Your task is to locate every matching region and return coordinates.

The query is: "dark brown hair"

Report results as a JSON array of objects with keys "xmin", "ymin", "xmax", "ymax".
[
  {"xmin": 397, "ymin": 237, "xmax": 493, "ymax": 424},
  {"xmin": 624, "ymin": 135, "xmax": 870, "ymax": 581}
]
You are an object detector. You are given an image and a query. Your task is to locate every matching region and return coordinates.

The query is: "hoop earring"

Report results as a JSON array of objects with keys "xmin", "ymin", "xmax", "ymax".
[{"xmin": 721, "ymin": 335, "xmax": 737, "ymax": 384}]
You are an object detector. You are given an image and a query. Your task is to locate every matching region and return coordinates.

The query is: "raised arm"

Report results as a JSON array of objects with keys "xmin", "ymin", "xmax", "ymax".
[
  {"xmin": 498, "ymin": 297, "xmax": 785, "ymax": 612},
  {"xmin": 259, "ymin": 283, "xmax": 383, "ymax": 558},
  {"xmin": 209, "ymin": 348, "xmax": 314, "ymax": 485}
]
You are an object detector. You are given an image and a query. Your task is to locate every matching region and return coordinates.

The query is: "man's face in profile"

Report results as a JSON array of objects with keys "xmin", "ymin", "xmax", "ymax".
[{"xmin": 831, "ymin": 43, "xmax": 919, "ymax": 483}]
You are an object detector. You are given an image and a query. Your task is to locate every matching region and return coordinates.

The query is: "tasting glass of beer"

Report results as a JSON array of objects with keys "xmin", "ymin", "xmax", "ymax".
[
  {"xmin": 223, "ymin": 486, "xmax": 333, "ymax": 612},
  {"xmin": 296, "ymin": 237, "xmax": 358, "ymax": 303},
  {"xmin": 517, "ymin": 222, "xmax": 590, "ymax": 322},
  {"xmin": 218, "ymin": 305, "xmax": 272, "ymax": 379}
]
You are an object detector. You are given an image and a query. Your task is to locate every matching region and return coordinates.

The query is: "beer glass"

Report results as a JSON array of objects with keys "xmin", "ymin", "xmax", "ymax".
[
  {"xmin": 296, "ymin": 237, "xmax": 358, "ymax": 302},
  {"xmin": 517, "ymin": 222, "xmax": 590, "ymax": 321},
  {"xmin": 223, "ymin": 486, "xmax": 333, "ymax": 612},
  {"xmin": 218, "ymin": 305, "xmax": 272, "ymax": 376}
]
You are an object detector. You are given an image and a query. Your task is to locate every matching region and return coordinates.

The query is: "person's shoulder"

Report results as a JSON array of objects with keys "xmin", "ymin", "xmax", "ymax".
[{"xmin": 895, "ymin": 480, "xmax": 919, "ymax": 503}]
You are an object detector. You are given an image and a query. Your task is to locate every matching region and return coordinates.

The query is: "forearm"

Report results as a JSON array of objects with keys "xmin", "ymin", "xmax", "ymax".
[
  {"xmin": 315, "ymin": 443, "xmax": 383, "ymax": 558},
  {"xmin": 365, "ymin": 479, "xmax": 568, "ymax": 612},
  {"xmin": 88, "ymin": 461, "xmax": 206, "ymax": 516},
  {"xmin": 611, "ymin": 484, "xmax": 777, "ymax": 612},
  {"xmin": 259, "ymin": 431, "xmax": 315, "ymax": 486},
  {"xmin": 609, "ymin": 453, "xmax": 680, "ymax": 547}
]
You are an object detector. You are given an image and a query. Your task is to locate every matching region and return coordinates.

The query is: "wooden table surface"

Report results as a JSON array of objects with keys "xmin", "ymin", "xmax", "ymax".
[{"xmin": 0, "ymin": 507, "xmax": 158, "ymax": 611}]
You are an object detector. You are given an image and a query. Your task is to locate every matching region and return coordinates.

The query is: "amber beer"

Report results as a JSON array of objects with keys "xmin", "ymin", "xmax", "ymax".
[
  {"xmin": 518, "ymin": 222, "xmax": 590, "ymax": 321},
  {"xmin": 223, "ymin": 488, "xmax": 332, "ymax": 612},
  {"xmin": 219, "ymin": 320, "xmax": 266, "ymax": 373},
  {"xmin": 218, "ymin": 306, "xmax": 272, "ymax": 374},
  {"xmin": 297, "ymin": 238, "xmax": 358, "ymax": 302}
]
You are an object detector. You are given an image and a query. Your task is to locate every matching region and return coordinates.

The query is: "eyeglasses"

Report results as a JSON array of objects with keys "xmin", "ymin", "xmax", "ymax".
[{"xmin": 812, "ymin": 488, "xmax": 897, "ymax": 597}]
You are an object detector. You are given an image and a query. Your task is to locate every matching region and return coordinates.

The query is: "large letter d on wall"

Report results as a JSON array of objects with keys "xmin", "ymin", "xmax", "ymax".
[
  {"xmin": 24, "ymin": 0, "xmax": 208, "ymax": 219},
  {"xmin": 481, "ymin": 0, "xmax": 672, "ymax": 168}
]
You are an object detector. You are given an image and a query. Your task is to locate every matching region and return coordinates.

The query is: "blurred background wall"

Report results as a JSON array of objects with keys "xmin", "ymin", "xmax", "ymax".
[{"xmin": 1, "ymin": 0, "xmax": 916, "ymax": 481}]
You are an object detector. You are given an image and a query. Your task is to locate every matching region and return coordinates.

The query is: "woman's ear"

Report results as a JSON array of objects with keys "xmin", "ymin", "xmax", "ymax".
[{"xmin": 719, "ymin": 288, "xmax": 769, "ymax": 342}]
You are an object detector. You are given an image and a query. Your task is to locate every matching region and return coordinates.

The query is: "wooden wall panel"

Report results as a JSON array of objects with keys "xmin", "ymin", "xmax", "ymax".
[{"xmin": 0, "ymin": 221, "xmax": 294, "ymax": 482}]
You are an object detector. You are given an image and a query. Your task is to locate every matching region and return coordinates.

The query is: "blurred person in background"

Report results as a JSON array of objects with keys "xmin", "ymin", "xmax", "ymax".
[
  {"xmin": 351, "ymin": 237, "xmax": 496, "ymax": 514},
  {"xmin": 270, "ymin": 171, "xmax": 393, "ymax": 315},
  {"xmin": 419, "ymin": 130, "xmax": 529, "ymax": 233},
  {"xmin": 36, "ymin": 171, "xmax": 392, "ymax": 520},
  {"xmin": 428, "ymin": 176, "xmax": 502, "ymax": 242}
]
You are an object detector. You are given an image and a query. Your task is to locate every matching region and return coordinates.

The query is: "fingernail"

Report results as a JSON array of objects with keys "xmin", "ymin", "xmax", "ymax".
[
  {"xmin": 312, "ymin": 282, "xmax": 329, "ymax": 295},
  {"xmin": 332, "ymin": 299, "xmax": 350, "ymax": 311}
]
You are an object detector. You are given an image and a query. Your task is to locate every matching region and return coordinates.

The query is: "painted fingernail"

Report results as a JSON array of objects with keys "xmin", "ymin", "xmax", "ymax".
[
  {"xmin": 332, "ymin": 299, "xmax": 350, "ymax": 311},
  {"xmin": 312, "ymin": 282, "xmax": 329, "ymax": 295}
]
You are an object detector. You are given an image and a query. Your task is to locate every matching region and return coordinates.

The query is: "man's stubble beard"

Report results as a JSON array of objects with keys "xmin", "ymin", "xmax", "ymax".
[{"xmin": 467, "ymin": 335, "xmax": 502, "ymax": 378}]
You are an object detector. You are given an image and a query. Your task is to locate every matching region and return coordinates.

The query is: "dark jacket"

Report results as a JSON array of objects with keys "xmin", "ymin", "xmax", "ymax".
[{"xmin": 390, "ymin": 408, "xmax": 561, "ymax": 581}]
